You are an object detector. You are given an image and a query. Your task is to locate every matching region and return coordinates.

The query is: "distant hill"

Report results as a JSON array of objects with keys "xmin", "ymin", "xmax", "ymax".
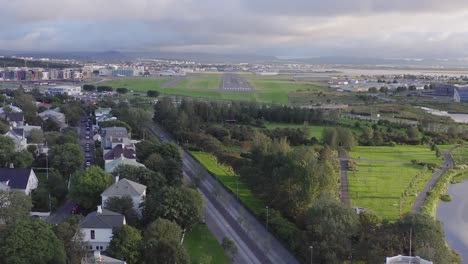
[{"xmin": 0, "ymin": 57, "xmax": 81, "ymax": 68}]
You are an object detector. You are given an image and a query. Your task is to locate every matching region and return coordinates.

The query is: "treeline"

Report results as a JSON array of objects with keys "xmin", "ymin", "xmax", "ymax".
[
  {"xmin": 153, "ymin": 97, "xmax": 458, "ymax": 263},
  {"xmin": 0, "ymin": 57, "xmax": 80, "ymax": 68}
]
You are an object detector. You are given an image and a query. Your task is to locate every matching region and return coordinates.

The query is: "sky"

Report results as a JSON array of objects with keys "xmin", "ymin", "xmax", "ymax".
[{"xmin": 2, "ymin": 0, "xmax": 468, "ymax": 58}]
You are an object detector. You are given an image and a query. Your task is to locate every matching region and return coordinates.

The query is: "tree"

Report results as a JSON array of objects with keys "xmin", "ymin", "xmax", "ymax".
[
  {"xmin": 70, "ymin": 166, "xmax": 111, "ymax": 210},
  {"xmin": 107, "ymin": 225, "xmax": 143, "ymax": 264},
  {"xmin": 145, "ymin": 218, "xmax": 182, "ymax": 243},
  {"xmin": 112, "ymin": 164, "xmax": 165, "ymax": 187},
  {"xmin": 0, "ymin": 218, "xmax": 66, "ymax": 264},
  {"xmin": 116, "ymin": 87, "xmax": 129, "ymax": 94},
  {"xmin": 83, "ymin": 85, "xmax": 96, "ymax": 92},
  {"xmin": 55, "ymin": 216, "xmax": 87, "ymax": 264},
  {"xmin": 143, "ymin": 239, "xmax": 189, "ymax": 264},
  {"xmin": 97, "ymin": 86, "xmax": 113, "ymax": 92},
  {"xmin": 147, "ymin": 90, "xmax": 160, "ymax": 97},
  {"xmin": 61, "ymin": 102, "xmax": 84, "ymax": 126},
  {"xmin": 144, "ymin": 186, "xmax": 204, "ymax": 229},
  {"xmin": 0, "ymin": 136, "xmax": 15, "ymax": 167},
  {"xmin": 50, "ymin": 143, "xmax": 84, "ymax": 177},
  {"xmin": 145, "ymin": 153, "xmax": 183, "ymax": 186},
  {"xmin": 104, "ymin": 196, "xmax": 139, "ymax": 226},
  {"xmin": 48, "ymin": 168, "xmax": 68, "ymax": 202},
  {"xmin": 0, "ymin": 190, "xmax": 32, "ymax": 224},
  {"xmin": 305, "ymin": 198, "xmax": 360, "ymax": 263},
  {"xmin": 43, "ymin": 118, "xmax": 61, "ymax": 132},
  {"xmin": 30, "ymin": 128, "xmax": 45, "ymax": 143},
  {"xmin": 222, "ymin": 237, "xmax": 238, "ymax": 259},
  {"xmin": 0, "ymin": 119, "xmax": 9, "ymax": 134},
  {"xmin": 368, "ymin": 87, "xmax": 378, "ymax": 93},
  {"xmin": 10, "ymin": 150, "xmax": 34, "ymax": 168}
]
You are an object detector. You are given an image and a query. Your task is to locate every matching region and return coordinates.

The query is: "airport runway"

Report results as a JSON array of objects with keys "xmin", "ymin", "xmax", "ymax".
[{"xmin": 220, "ymin": 73, "xmax": 254, "ymax": 92}]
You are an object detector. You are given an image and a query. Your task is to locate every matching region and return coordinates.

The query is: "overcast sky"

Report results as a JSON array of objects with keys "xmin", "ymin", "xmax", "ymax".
[{"xmin": 2, "ymin": 0, "xmax": 468, "ymax": 58}]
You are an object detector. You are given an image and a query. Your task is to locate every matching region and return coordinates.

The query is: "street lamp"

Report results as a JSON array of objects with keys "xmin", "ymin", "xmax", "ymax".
[
  {"xmin": 236, "ymin": 178, "xmax": 239, "ymax": 200},
  {"xmin": 310, "ymin": 246, "xmax": 313, "ymax": 264},
  {"xmin": 266, "ymin": 206, "xmax": 269, "ymax": 230}
]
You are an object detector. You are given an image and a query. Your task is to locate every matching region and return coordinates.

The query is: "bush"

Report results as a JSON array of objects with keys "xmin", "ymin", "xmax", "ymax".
[
  {"xmin": 440, "ymin": 194, "xmax": 452, "ymax": 202},
  {"xmin": 116, "ymin": 87, "xmax": 129, "ymax": 94},
  {"xmin": 97, "ymin": 86, "xmax": 113, "ymax": 92},
  {"xmin": 147, "ymin": 90, "xmax": 160, "ymax": 97},
  {"xmin": 83, "ymin": 84, "xmax": 96, "ymax": 91}
]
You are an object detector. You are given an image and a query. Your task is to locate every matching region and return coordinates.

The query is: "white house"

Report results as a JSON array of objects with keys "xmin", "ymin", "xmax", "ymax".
[
  {"xmin": 95, "ymin": 107, "xmax": 112, "ymax": 118},
  {"xmin": 84, "ymin": 251, "xmax": 127, "ymax": 264},
  {"xmin": 4, "ymin": 129, "xmax": 27, "ymax": 151},
  {"xmin": 101, "ymin": 127, "xmax": 131, "ymax": 151},
  {"xmin": 104, "ymin": 157, "xmax": 145, "ymax": 174},
  {"xmin": 80, "ymin": 206, "xmax": 126, "ymax": 252},
  {"xmin": 0, "ymin": 168, "xmax": 39, "ymax": 195},
  {"xmin": 101, "ymin": 177, "xmax": 146, "ymax": 214},
  {"xmin": 38, "ymin": 109, "xmax": 67, "ymax": 129}
]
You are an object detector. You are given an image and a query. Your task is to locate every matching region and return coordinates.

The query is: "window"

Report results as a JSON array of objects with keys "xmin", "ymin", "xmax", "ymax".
[{"xmin": 91, "ymin": 230, "xmax": 95, "ymax": 240}]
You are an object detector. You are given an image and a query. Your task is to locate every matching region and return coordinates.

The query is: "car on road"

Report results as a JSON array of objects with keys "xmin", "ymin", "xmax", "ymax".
[
  {"xmin": 85, "ymin": 135, "xmax": 90, "ymax": 139},
  {"xmin": 85, "ymin": 161, "xmax": 91, "ymax": 167},
  {"xmin": 85, "ymin": 152, "xmax": 91, "ymax": 158}
]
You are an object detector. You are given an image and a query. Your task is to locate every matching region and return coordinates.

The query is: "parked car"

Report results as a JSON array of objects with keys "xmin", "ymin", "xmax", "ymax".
[{"xmin": 71, "ymin": 204, "xmax": 81, "ymax": 215}]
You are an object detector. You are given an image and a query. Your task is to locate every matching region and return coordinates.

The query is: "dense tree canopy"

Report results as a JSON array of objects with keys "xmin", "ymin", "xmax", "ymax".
[
  {"xmin": 0, "ymin": 218, "xmax": 66, "ymax": 264},
  {"xmin": 50, "ymin": 143, "xmax": 83, "ymax": 176},
  {"xmin": 0, "ymin": 190, "xmax": 32, "ymax": 225},
  {"xmin": 107, "ymin": 225, "xmax": 143, "ymax": 264},
  {"xmin": 54, "ymin": 216, "xmax": 87, "ymax": 264},
  {"xmin": 70, "ymin": 166, "xmax": 111, "ymax": 210}
]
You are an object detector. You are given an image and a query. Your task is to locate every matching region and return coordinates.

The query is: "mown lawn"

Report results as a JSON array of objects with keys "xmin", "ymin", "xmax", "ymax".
[
  {"xmin": 174, "ymin": 75, "xmax": 222, "ymax": 89},
  {"xmin": 263, "ymin": 122, "xmax": 326, "ymax": 140},
  {"xmin": 348, "ymin": 145, "xmax": 443, "ymax": 220},
  {"xmin": 190, "ymin": 151, "xmax": 265, "ymax": 215},
  {"xmin": 350, "ymin": 145, "xmax": 442, "ymax": 164},
  {"xmin": 99, "ymin": 76, "xmax": 326, "ymax": 104},
  {"xmin": 451, "ymin": 145, "xmax": 468, "ymax": 166},
  {"xmin": 183, "ymin": 224, "xmax": 231, "ymax": 264},
  {"xmin": 100, "ymin": 77, "xmax": 171, "ymax": 91}
]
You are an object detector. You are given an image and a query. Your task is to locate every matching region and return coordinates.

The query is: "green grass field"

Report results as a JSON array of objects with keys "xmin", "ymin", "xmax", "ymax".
[
  {"xmin": 183, "ymin": 224, "xmax": 231, "ymax": 264},
  {"xmin": 451, "ymin": 145, "xmax": 468, "ymax": 166},
  {"xmin": 174, "ymin": 75, "xmax": 222, "ymax": 89},
  {"xmin": 100, "ymin": 78, "xmax": 171, "ymax": 91},
  {"xmin": 348, "ymin": 145, "xmax": 443, "ymax": 220},
  {"xmin": 263, "ymin": 122, "xmax": 326, "ymax": 140},
  {"xmin": 190, "ymin": 151, "xmax": 265, "ymax": 215},
  {"xmin": 98, "ymin": 75, "xmax": 326, "ymax": 105}
]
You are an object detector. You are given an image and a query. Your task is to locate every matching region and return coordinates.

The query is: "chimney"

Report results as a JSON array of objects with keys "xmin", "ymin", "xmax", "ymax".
[
  {"xmin": 115, "ymin": 175, "xmax": 119, "ymax": 183},
  {"xmin": 97, "ymin": 205, "xmax": 102, "ymax": 214},
  {"xmin": 9, "ymin": 163, "xmax": 14, "ymax": 169}
]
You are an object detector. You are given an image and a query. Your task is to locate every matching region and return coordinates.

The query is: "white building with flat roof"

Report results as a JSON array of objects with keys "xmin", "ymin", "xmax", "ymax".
[{"xmin": 47, "ymin": 85, "xmax": 82, "ymax": 96}]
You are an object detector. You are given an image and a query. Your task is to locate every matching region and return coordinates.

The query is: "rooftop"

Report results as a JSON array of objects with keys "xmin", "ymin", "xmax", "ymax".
[
  {"xmin": 0, "ymin": 168, "xmax": 34, "ymax": 190},
  {"xmin": 101, "ymin": 178, "xmax": 146, "ymax": 197},
  {"xmin": 80, "ymin": 208, "xmax": 125, "ymax": 229}
]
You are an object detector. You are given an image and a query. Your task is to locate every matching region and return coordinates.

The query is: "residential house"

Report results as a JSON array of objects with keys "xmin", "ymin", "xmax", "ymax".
[
  {"xmin": 80, "ymin": 206, "xmax": 126, "ymax": 251},
  {"xmin": 104, "ymin": 144, "xmax": 137, "ymax": 161},
  {"xmin": 0, "ymin": 168, "xmax": 39, "ymax": 195},
  {"xmin": 4, "ymin": 112, "xmax": 25, "ymax": 127},
  {"xmin": 39, "ymin": 109, "xmax": 67, "ymax": 129},
  {"xmin": 96, "ymin": 115, "xmax": 117, "ymax": 127},
  {"xmin": 0, "ymin": 105, "xmax": 22, "ymax": 118},
  {"xmin": 101, "ymin": 177, "xmax": 146, "ymax": 214},
  {"xmin": 386, "ymin": 255, "xmax": 432, "ymax": 264},
  {"xmin": 5, "ymin": 128, "xmax": 27, "ymax": 151},
  {"xmin": 84, "ymin": 251, "xmax": 127, "ymax": 264},
  {"xmin": 104, "ymin": 157, "xmax": 145, "ymax": 174},
  {"xmin": 95, "ymin": 107, "xmax": 112, "ymax": 118},
  {"xmin": 16, "ymin": 124, "xmax": 42, "ymax": 138},
  {"xmin": 101, "ymin": 127, "xmax": 130, "ymax": 151}
]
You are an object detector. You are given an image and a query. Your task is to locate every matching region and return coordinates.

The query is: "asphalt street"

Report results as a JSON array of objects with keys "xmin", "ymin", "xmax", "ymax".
[
  {"xmin": 149, "ymin": 123, "xmax": 299, "ymax": 264},
  {"xmin": 46, "ymin": 116, "xmax": 95, "ymax": 224}
]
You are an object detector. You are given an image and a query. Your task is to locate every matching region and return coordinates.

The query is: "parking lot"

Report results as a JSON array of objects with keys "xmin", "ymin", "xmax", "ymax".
[{"xmin": 220, "ymin": 73, "xmax": 253, "ymax": 92}]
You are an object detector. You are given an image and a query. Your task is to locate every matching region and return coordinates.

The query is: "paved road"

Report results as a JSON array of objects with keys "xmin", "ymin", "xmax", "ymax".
[
  {"xmin": 161, "ymin": 76, "xmax": 186, "ymax": 88},
  {"xmin": 338, "ymin": 148, "xmax": 351, "ymax": 207},
  {"xmin": 46, "ymin": 116, "xmax": 95, "ymax": 224},
  {"xmin": 412, "ymin": 146, "xmax": 458, "ymax": 213},
  {"xmin": 149, "ymin": 124, "xmax": 299, "ymax": 264}
]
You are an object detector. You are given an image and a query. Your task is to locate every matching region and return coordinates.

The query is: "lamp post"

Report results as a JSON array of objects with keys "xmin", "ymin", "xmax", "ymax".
[
  {"xmin": 236, "ymin": 178, "xmax": 239, "ymax": 200},
  {"xmin": 266, "ymin": 206, "xmax": 269, "ymax": 230},
  {"xmin": 310, "ymin": 246, "xmax": 313, "ymax": 264}
]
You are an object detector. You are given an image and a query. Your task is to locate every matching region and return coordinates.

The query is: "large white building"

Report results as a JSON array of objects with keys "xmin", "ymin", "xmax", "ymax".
[
  {"xmin": 101, "ymin": 177, "xmax": 146, "ymax": 214},
  {"xmin": 47, "ymin": 85, "xmax": 82, "ymax": 96}
]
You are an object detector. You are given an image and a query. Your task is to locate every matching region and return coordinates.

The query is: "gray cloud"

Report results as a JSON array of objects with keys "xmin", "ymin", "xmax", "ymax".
[{"xmin": 2, "ymin": 0, "xmax": 468, "ymax": 58}]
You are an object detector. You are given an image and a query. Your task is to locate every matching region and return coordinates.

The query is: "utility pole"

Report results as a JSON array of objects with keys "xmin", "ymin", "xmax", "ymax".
[
  {"xmin": 265, "ymin": 206, "xmax": 269, "ymax": 230},
  {"xmin": 236, "ymin": 178, "xmax": 239, "ymax": 200},
  {"xmin": 409, "ymin": 227, "xmax": 413, "ymax": 257},
  {"xmin": 310, "ymin": 246, "xmax": 313, "ymax": 264}
]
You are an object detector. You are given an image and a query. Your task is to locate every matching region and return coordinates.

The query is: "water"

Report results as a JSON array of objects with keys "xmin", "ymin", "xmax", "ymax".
[
  {"xmin": 436, "ymin": 180, "xmax": 468, "ymax": 261},
  {"xmin": 418, "ymin": 107, "xmax": 468, "ymax": 123}
]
